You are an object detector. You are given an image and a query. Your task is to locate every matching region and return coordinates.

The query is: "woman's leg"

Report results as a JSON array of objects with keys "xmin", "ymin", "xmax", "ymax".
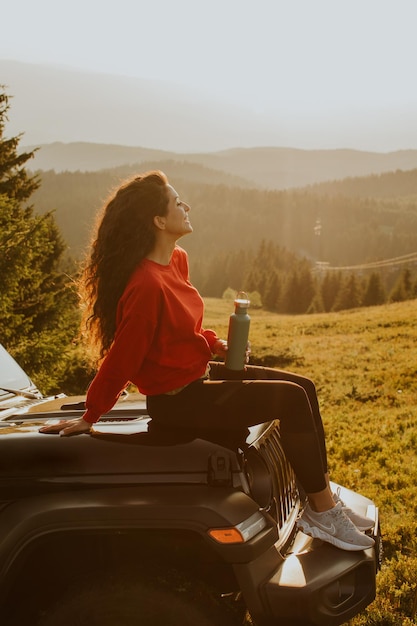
[
  {"xmin": 211, "ymin": 363, "xmax": 328, "ymax": 475},
  {"xmin": 147, "ymin": 370, "xmax": 375, "ymax": 550},
  {"xmin": 148, "ymin": 376, "xmax": 327, "ymax": 495}
]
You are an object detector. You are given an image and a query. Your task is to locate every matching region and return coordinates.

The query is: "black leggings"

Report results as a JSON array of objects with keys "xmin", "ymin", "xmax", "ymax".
[{"xmin": 146, "ymin": 363, "xmax": 328, "ymax": 493}]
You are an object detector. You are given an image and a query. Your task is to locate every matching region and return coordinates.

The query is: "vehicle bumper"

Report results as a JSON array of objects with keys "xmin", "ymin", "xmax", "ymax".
[{"xmin": 236, "ymin": 488, "xmax": 380, "ymax": 626}]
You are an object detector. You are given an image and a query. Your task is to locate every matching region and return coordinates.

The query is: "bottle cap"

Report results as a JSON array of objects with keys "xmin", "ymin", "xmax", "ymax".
[{"xmin": 234, "ymin": 291, "xmax": 250, "ymax": 308}]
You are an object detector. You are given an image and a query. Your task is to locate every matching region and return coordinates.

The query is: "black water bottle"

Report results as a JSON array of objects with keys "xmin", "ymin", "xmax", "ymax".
[{"xmin": 225, "ymin": 292, "xmax": 250, "ymax": 371}]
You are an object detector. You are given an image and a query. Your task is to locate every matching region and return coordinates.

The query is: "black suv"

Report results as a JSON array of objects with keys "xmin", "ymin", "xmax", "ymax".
[{"xmin": 0, "ymin": 344, "xmax": 380, "ymax": 626}]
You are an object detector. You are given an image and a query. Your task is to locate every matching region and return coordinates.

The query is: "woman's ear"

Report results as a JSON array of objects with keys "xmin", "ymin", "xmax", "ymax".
[{"xmin": 153, "ymin": 215, "xmax": 166, "ymax": 230}]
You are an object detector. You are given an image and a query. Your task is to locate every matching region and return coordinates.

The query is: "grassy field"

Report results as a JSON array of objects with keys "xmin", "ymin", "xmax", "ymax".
[{"xmin": 204, "ymin": 297, "xmax": 417, "ymax": 625}]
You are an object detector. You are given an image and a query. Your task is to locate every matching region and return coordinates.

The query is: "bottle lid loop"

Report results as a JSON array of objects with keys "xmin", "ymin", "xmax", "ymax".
[{"xmin": 235, "ymin": 291, "xmax": 250, "ymax": 307}]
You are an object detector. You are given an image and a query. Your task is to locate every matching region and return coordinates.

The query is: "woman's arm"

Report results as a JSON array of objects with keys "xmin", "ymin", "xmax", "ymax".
[{"xmin": 39, "ymin": 277, "xmax": 159, "ymax": 436}]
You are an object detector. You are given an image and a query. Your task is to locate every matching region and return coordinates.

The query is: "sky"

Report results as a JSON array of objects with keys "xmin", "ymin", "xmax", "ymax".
[{"xmin": 2, "ymin": 0, "xmax": 417, "ymax": 151}]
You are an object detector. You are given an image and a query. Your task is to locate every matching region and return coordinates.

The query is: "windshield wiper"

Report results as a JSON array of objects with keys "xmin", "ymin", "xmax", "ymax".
[{"xmin": 0, "ymin": 387, "xmax": 42, "ymax": 400}]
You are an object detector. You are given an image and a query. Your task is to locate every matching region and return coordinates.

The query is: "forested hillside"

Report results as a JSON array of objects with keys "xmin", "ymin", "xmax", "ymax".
[
  {"xmin": 29, "ymin": 162, "xmax": 417, "ymax": 315},
  {"xmin": 32, "ymin": 164, "xmax": 417, "ymax": 269},
  {"xmin": 307, "ymin": 166, "xmax": 417, "ymax": 199}
]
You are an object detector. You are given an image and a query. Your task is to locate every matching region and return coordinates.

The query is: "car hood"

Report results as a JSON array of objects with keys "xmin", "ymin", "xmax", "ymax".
[{"xmin": 0, "ymin": 393, "xmax": 258, "ymax": 491}]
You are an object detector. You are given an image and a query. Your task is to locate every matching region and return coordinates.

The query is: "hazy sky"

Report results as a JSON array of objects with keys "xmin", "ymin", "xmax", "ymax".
[{"xmin": 2, "ymin": 0, "xmax": 417, "ymax": 151}]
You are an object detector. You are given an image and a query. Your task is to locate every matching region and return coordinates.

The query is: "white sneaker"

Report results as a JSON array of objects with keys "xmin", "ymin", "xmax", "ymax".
[
  {"xmin": 297, "ymin": 502, "xmax": 375, "ymax": 551},
  {"xmin": 333, "ymin": 488, "xmax": 374, "ymax": 531}
]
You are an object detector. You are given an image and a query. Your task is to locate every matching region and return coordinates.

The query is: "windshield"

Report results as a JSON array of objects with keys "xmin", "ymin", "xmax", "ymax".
[{"xmin": 0, "ymin": 344, "xmax": 33, "ymax": 397}]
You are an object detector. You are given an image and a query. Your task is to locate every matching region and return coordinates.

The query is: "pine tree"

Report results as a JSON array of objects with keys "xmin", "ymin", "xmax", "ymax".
[
  {"xmin": 263, "ymin": 271, "xmax": 281, "ymax": 312},
  {"xmin": 362, "ymin": 272, "xmax": 386, "ymax": 307},
  {"xmin": 333, "ymin": 273, "xmax": 362, "ymax": 311},
  {"xmin": 297, "ymin": 265, "xmax": 316, "ymax": 313},
  {"xmin": 281, "ymin": 270, "xmax": 301, "ymax": 314},
  {"xmin": 320, "ymin": 271, "xmax": 343, "ymax": 312},
  {"xmin": 389, "ymin": 268, "xmax": 413, "ymax": 303},
  {"xmin": 0, "ymin": 89, "xmax": 40, "ymax": 200},
  {"xmin": 0, "ymin": 87, "xmax": 81, "ymax": 392}
]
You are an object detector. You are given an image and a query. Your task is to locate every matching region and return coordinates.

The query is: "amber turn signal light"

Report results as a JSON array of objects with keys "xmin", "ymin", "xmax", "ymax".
[{"xmin": 208, "ymin": 528, "xmax": 245, "ymax": 544}]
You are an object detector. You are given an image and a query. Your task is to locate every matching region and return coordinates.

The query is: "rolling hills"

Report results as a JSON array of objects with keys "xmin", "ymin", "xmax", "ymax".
[
  {"xmin": 26, "ymin": 141, "xmax": 417, "ymax": 190},
  {"xmin": 30, "ymin": 162, "xmax": 417, "ymax": 271}
]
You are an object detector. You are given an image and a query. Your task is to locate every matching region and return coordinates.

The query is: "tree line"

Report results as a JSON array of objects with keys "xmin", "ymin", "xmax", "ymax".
[
  {"xmin": 31, "ymin": 164, "xmax": 417, "ymax": 271},
  {"xmin": 194, "ymin": 239, "xmax": 417, "ymax": 314},
  {"xmin": 307, "ymin": 166, "xmax": 417, "ymax": 199}
]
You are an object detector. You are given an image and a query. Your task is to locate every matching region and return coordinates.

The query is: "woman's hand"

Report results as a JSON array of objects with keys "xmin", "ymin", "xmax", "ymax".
[
  {"xmin": 39, "ymin": 417, "xmax": 92, "ymax": 437},
  {"xmin": 212, "ymin": 339, "xmax": 251, "ymax": 363},
  {"xmin": 212, "ymin": 339, "xmax": 228, "ymax": 358}
]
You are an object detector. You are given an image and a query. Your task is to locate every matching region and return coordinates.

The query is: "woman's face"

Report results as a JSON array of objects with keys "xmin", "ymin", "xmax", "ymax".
[{"xmin": 160, "ymin": 184, "xmax": 193, "ymax": 238}]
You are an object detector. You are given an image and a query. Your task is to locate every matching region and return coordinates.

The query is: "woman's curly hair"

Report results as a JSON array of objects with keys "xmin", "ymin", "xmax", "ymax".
[{"xmin": 81, "ymin": 170, "xmax": 169, "ymax": 360}]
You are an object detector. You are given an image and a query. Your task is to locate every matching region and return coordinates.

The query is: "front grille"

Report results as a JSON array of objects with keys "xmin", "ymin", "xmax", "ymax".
[{"xmin": 257, "ymin": 425, "xmax": 299, "ymax": 530}]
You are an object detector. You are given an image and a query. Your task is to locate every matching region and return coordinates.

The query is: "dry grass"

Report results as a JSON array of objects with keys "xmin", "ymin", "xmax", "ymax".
[{"xmin": 204, "ymin": 298, "xmax": 417, "ymax": 625}]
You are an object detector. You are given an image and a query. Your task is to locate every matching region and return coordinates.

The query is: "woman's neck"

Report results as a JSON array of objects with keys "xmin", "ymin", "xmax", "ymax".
[{"xmin": 146, "ymin": 240, "xmax": 176, "ymax": 266}]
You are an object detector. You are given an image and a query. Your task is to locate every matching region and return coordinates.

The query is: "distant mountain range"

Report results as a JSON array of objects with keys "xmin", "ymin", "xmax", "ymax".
[
  {"xmin": 2, "ymin": 59, "xmax": 417, "ymax": 155},
  {"xmin": 24, "ymin": 141, "xmax": 417, "ymax": 190},
  {"xmin": 3, "ymin": 58, "xmax": 417, "ymax": 188}
]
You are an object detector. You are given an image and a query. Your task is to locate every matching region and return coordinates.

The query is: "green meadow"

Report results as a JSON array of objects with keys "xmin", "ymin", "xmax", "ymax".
[{"xmin": 204, "ymin": 297, "xmax": 417, "ymax": 625}]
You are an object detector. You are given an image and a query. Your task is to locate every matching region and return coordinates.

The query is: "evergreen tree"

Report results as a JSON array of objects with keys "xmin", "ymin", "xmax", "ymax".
[
  {"xmin": 0, "ymin": 87, "xmax": 80, "ymax": 392},
  {"xmin": 279, "ymin": 266, "xmax": 316, "ymax": 314},
  {"xmin": 281, "ymin": 270, "xmax": 301, "ymax": 314},
  {"xmin": 297, "ymin": 265, "xmax": 316, "ymax": 313},
  {"xmin": 224, "ymin": 249, "xmax": 251, "ymax": 293},
  {"xmin": 263, "ymin": 271, "xmax": 281, "ymax": 312},
  {"xmin": 0, "ymin": 90, "xmax": 40, "ymax": 201},
  {"xmin": 320, "ymin": 271, "xmax": 343, "ymax": 312},
  {"xmin": 390, "ymin": 268, "xmax": 413, "ymax": 303},
  {"xmin": 333, "ymin": 273, "xmax": 362, "ymax": 311},
  {"xmin": 402, "ymin": 267, "xmax": 413, "ymax": 296},
  {"xmin": 308, "ymin": 289, "xmax": 325, "ymax": 313},
  {"xmin": 362, "ymin": 272, "xmax": 386, "ymax": 307},
  {"xmin": 244, "ymin": 268, "xmax": 264, "ymax": 294}
]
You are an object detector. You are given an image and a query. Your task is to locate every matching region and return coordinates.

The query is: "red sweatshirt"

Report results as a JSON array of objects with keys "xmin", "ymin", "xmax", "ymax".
[{"xmin": 83, "ymin": 246, "xmax": 218, "ymax": 423}]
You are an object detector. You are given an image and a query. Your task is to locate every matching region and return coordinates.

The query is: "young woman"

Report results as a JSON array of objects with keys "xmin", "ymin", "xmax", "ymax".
[{"xmin": 40, "ymin": 171, "xmax": 374, "ymax": 552}]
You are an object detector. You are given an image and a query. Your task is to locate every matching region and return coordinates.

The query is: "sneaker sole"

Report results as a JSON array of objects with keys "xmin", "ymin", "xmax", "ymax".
[{"xmin": 297, "ymin": 519, "xmax": 375, "ymax": 552}]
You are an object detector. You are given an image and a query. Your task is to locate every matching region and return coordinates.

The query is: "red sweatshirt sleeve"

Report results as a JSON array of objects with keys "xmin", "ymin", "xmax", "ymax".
[
  {"xmin": 201, "ymin": 328, "xmax": 218, "ymax": 351},
  {"xmin": 83, "ymin": 275, "xmax": 160, "ymax": 423}
]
